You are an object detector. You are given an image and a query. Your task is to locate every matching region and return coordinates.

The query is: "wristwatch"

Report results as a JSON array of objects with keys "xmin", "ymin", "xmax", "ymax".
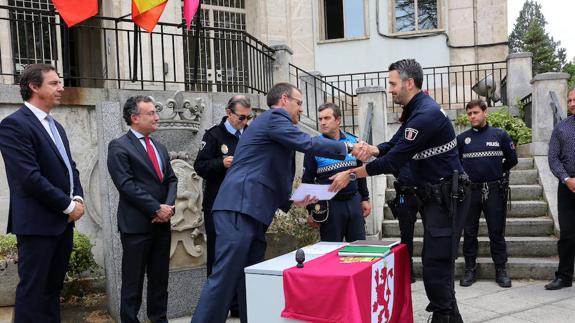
[
  {"xmin": 349, "ymin": 172, "xmax": 357, "ymax": 181},
  {"xmin": 345, "ymin": 142, "xmax": 354, "ymax": 154}
]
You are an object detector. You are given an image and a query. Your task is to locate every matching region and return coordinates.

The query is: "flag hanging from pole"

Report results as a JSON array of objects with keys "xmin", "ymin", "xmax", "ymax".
[
  {"xmin": 52, "ymin": 0, "xmax": 98, "ymax": 27},
  {"xmin": 184, "ymin": 0, "xmax": 201, "ymax": 30},
  {"xmin": 132, "ymin": 0, "xmax": 168, "ymax": 33}
]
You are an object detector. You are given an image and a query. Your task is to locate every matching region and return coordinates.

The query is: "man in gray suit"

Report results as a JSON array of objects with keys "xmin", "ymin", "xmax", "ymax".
[{"xmin": 191, "ymin": 83, "xmax": 365, "ymax": 323}]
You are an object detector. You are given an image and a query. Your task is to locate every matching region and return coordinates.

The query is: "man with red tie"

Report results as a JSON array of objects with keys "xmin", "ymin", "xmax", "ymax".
[{"xmin": 107, "ymin": 96, "xmax": 178, "ymax": 323}]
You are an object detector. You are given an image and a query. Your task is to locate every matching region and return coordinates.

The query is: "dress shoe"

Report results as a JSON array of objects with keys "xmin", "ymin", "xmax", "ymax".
[
  {"xmin": 229, "ymin": 308, "xmax": 240, "ymax": 318},
  {"xmin": 495, "ymin": 267, "xmax": 512, "ymax": 288},
  {"xmin": 459, "ymin": 267, "xmax": 476, "ymax": 287},
  {"xmin": 545, "ymin": 277, "xmax": 573, "ymax": 290},
  {"xmin": 429, "ymin": 312, "xmax": 464, "ymax": 323}
]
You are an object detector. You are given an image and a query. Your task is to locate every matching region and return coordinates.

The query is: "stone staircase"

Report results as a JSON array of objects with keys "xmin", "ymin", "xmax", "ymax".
[{"xmin": 381, "ymin": 156, "xmax": 558, "ymax": 280}]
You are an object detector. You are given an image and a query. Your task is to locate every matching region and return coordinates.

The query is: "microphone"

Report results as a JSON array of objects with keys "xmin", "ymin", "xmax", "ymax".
[{"xmin": 295, "ymin": 249, "xmax": 305, "ymax": 268}]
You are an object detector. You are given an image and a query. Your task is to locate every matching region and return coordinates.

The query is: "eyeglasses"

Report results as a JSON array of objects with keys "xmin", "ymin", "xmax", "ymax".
[
  {"xmin": 287, "ymin": 95, "xmax": 303, "ymax": 107},
  {"xmin": 137, "ymin": 111, "xmax": 158, "ymax": 117},
  {"xmin": 231, "ymin": 110, "xmax": 253, "ymax": 121}
]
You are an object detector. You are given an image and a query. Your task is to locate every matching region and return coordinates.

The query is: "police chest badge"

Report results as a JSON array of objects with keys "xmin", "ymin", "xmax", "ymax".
[
  {"xmin": 220, "ymin": 144, "xmax": 229, "ymax": 154},
  {"xmin": 404, "ymin": 128, "xmax": 419, "ymax": 141},
  {"xmin": 464, "ymin": 137, "xmax": 471, "ymax": 145}
]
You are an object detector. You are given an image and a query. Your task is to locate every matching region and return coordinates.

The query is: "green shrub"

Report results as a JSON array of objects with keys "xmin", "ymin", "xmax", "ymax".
[
  {"xmin": 0, "ymin": 234, "xmax": 17, "ymax": 261},
  {"xmin": 455, "ymin": 108, "xmax": 532, "ymax": 145},
  {"xmin": 0, "ymin": 232, "xmax": 98, "ymax": 278}
]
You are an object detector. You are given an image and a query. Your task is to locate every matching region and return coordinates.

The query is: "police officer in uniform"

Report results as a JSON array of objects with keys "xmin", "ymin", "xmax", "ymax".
[
  {"xmin": 457, "ymin": 99, "xmax": 517, "ymax": 288},
  {"xmin": 388, "ymin": 163, "xmax": 420, "ymax": 283},
  {"xmin": 193, "ymin": 95, "xmax": 251, "ymax": 317},
  {"xmin": 302, "ymin": 102, "xmax": 371, "ymax": 242},
  {"xmin": 330, "ymin": 59, "xmax": 471, "ymax": 323}
]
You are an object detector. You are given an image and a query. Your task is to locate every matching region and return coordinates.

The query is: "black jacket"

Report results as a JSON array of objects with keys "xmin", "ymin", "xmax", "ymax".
[{"xmin": 194, "ymin": 117, "xmax": 241, "ymax": 211}]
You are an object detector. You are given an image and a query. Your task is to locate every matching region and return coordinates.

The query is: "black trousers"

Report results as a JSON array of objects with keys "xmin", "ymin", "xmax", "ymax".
[
  {"xmin": 14, "ymin": 225, "xmax": 73, "ymax": 323},
  {"xmin": 421, "ymin": 191, "xmax": 470, "ymax": 315},
  {"xmin": 319, "ymin": 193, "xmax": 366, "ymax": 242},
  {"xmin": 192, "ymin": 211, "xmax": 267, "ymax": 323},
  {"xmin": 462, "ymin": 184, "xmax": 508, "ymax": 268},
  {"xmin": 556, "ymin": 183, "xmax": 575, "ymax": 280},
  {"xmin": 396, "ymin": 191, "xmax": 420, "ymax": 272},
  {"xmin": 120, "ymin": 225, "xmax": 171, "ymax": 323}
]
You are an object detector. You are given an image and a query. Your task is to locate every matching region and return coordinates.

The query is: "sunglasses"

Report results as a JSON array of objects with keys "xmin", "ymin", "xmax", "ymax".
[{"xmin": 231, "ymin": 109, "xmax": 253, "ymax": 121}]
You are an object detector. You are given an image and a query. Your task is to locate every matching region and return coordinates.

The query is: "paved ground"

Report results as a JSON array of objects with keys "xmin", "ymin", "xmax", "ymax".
[{"xmin": 2, "ymin": 280, "xmax": 575, "ymax": 322}]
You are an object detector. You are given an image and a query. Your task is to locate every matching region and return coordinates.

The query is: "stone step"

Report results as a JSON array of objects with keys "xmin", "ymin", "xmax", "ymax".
[
  {"xmin": 382, "ymin": 217, "xmax": 554, "ymax": 237},
  {"xmin": 405, "ymin": 236, "xmax": 558, "ymax": 258},
  {"xmin": 384, "ymin": 184, "xmax": 543, "ymax": 201},
  {"xmin": 383, "ymin": 200, "xmax": 547, "ymax": 219},
  {"xmin": 515, "ymin": 157, "xmax": 534, "ymax": 170},
  {"xmin": 385, "ymin": 169, "xmax": 539, "ymax": 186},
  {"xmin": 412, "ymin": 257, "xmax": 557, "ymax": 280}
]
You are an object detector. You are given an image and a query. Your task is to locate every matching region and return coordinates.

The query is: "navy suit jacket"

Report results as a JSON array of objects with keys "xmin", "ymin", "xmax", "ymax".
[
  {"xmin": 212, "ymin": 108, "xmax": 348, "ymax": 226},
  {"xmin": 0, "ymin": 105, "xmax": 83, "ymax": 235},
  {"xmin": 107, "ymin": 130, "xmax": 178, "ymax": 234}
]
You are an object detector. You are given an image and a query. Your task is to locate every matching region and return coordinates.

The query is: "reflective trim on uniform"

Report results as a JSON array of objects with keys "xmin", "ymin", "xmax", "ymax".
[
  {"xmin": 317, "ymin": 160, "xmax": 358, "ymax": 174},
  {"xmin": 412, "ymin": 138, "xmax": 457, "ymax": 160},
  {"xmin": 462, "ymin": 150, "xmax": 504, "ymax": 159}
]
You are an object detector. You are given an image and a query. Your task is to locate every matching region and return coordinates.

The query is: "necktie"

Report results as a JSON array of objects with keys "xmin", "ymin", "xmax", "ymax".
[
  {"xmin": 46, "ymin": 115, "xmax": 74, "ymax": 195},
  {"xmin": 144, "ymin": 136, "xmax": 163, "ymax": 182},
  {"xmin": 234, "ymin": 129, "xmax": 241, "ymax": 140}
]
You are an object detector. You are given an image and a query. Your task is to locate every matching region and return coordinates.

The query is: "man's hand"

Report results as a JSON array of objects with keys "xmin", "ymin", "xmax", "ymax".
[
  {"xmin": 329, "ymin": 170, "xmax": 351, "ymax": 192},
  {"xmin": 293, "ymin": 195, "xmax": 319, "ymax": 207},
  {"xmin": 566, "ymin": 178, "xmax": 575, "ymax": 193},
  {"xmin": 223, "ymin": 156, "xmax": 234, "ymax": 168},
  {"xmin": 153, "ymin": 204, "xmax": 175, "ymax": 223},
  {"xmin": 361, "ymin": 201, "xmax": 372, "ymax": 217},
  {"xmin": 351, "ymin": 142, "xmax": 378, "ymax": 161},
  {"xmin": 68, "ymin": 202, "xmax": 85, "ymax": 223},
  {"xmin": 307, "ymin": 213, "xmax": 320, "ymax": 228}
]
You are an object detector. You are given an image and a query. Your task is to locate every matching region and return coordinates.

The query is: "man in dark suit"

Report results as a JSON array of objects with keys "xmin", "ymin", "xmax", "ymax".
[
  {"xmin": 0, "ymin": 64, "xmax": 85, "ymax": 323},
  {"xmin": 107, "ymin": 96, "xmax": 178, "ymax": 323},
  {"xmin": 191, "ymin": 82, "xmax": 365, "ymax": 323}
]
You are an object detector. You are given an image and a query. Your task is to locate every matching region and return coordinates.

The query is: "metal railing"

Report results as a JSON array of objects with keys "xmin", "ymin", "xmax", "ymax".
[
  {"xmin": 520, "ymin": 93, "xmax": 532, "ymax": 128},
  {"xmin": 289, "ymin": 64, "xmax": 357, "ymax": 134},
  {"xmin": 321, "ymin": 61, "xmax": 507, "ymax": 111},
  {"xmin": 0, "ymin": 5, "xmax": 275, "ymax": 93}
]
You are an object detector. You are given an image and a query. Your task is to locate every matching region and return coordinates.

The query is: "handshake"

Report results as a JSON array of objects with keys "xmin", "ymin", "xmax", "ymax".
[{"xmin": 349, "ymin": 141, "xmax": 379, "ymax": 162}]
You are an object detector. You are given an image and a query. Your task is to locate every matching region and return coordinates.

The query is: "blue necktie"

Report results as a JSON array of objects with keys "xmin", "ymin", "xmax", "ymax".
[
  {"xmin": 235, "ymin": 129, "xmax": 241, "ymax": 140},
  {"xmin": 46, "ymin": 115, "xmax": 73, "ymax": 196}
]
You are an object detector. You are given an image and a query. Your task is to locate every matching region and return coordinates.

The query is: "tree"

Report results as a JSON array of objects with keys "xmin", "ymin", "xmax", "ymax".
[{"xmin": 508, "ymin": 0, "xmax": 566, "ymax": 74}]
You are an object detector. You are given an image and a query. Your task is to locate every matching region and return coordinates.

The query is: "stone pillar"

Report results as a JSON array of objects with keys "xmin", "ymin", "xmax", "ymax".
[
  {"xmin": 530, "ymin": 72, "xmax": 570, "ymax": 156},
  {"xmin": 356, "ymin": 86, "xmax": 388, "ymax": 240},
  {"xmin": 506, "ymin": 52, "xmax": 533, "ymax": 106},
  {"xmin": 270, "ymin": 44, "xmax": 293, "ymax": 84}
]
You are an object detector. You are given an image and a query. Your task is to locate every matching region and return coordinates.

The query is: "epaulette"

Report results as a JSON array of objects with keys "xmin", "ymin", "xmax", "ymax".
[{"xmin": 206, "ymin": 123, "xmax": 218, "ymax": 131}]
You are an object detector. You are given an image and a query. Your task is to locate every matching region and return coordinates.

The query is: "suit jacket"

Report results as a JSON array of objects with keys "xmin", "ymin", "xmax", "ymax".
[
  {"xmin": 0, "ymin": 105, "xmax": 83, "ymax": 235},
  {"xmin": 212, "ymin": 108, "xmax": 348, "ymax": 226},
  {"xmin": 107, "ymin": 130, "xmax": 178, "ymax": 234}
]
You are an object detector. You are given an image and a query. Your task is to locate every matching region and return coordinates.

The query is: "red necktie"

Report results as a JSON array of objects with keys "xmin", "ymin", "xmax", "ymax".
[{"xmin": 144, "ymin": 136, "xmax": 163, "ymax": 182}]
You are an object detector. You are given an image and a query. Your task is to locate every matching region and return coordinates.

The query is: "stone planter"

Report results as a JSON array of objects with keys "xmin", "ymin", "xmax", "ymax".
[{"xmin": 0, "ymin": 259, "xmax": 18, "ymax": 306}]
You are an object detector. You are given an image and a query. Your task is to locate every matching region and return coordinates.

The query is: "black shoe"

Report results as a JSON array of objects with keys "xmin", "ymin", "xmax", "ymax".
[
  {"xmin": 460, "ymin": 267, "xmax": 476, "ymax": 287},
  {"xmin": 429, "ymin": 312, "xmax": 464, "ymax": 323},
  {"xmin": 545, "ymin": 277, "xmax": 573, "ymax": 290},
  {"xmin": 229, "ymin": 308, "xmax": 240, "ymax": 318},
  {"xmin": 495, "ymin": 267, "xmax": 512, "ymax": 288}
]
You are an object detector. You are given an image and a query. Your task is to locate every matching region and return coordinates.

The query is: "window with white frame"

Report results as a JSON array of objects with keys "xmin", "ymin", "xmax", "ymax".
[
  {"xmin": 322, "ymin": 0, "xmax": 367, "ymax": 40},
  {"xmin": 394, "ymin": 0, "xmax": 440, "ymax": 33}
]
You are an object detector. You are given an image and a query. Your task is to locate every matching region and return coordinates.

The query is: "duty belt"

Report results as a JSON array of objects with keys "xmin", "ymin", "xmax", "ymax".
[
  {"xmin": 393, "ymin": 181, "xmax": 418, "ymax": 195},
  {"xmin": 332, "ymin": 192, "xmax": 357, "ymax": 201},
  {"xmin": 469, "ymin": 179, "xmax": 502, "ymax": 190}
]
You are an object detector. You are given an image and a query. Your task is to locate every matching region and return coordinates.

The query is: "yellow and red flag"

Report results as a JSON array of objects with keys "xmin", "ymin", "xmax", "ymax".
[
  {"xmin": 52, "ymin": 0, "xmax": 98, "ymax": 27},
  {"xmin": 132, "ymin": 0, "xmax": 168, "ymax": 33}
]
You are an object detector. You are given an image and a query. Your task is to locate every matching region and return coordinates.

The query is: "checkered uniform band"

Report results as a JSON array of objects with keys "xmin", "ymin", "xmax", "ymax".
[
  {"xmin": 462, "ymin": 150, "xmax": 504, "ymax": 159},
  {"xmin": 412, "ymin": 138, "xmax": 457, "ymax": 160},
  {"xmin": 317, "ymin": 160, "xmax": 358, "ymax": 174}
]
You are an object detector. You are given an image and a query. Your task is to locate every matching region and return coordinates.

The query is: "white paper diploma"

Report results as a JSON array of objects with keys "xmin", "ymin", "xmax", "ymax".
[{"xmin": 290, "ymin": 183, "xmax": 337, "ymax": 201}]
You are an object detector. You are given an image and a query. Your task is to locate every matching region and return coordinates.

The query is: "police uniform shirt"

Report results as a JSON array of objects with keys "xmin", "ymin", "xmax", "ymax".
[
  {"xmin": 457, "ymin": 124, "xmax": 518, "ymax": 183},
  {"xmin": 194, "ymin": 116, "xmax": 243, "ymax": 211},
  {"xmin": 302, "ymin": 131, "xmax": 369, "ymax": 200},
  {"xmin": 366, "ymin": 91, "xmax": 463, "ymax": 185}
]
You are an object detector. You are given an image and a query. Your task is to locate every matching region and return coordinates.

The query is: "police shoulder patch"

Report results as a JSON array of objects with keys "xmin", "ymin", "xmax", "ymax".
[{"xmin": 404, "ymin": 128, "xmax": 419, "ymax": 141}]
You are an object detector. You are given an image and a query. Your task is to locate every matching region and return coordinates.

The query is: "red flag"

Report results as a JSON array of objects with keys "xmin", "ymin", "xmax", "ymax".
[
  {"xmin": 132, "ymin": 0, "xmax": 168, "ymax": 33},
  {"xmin": 183, "ymin": 0, "xmax": 200, "ymax": 30},
  {"xmin": 52, "ymin": 0, "xmax": 98, "ymax": 27}
]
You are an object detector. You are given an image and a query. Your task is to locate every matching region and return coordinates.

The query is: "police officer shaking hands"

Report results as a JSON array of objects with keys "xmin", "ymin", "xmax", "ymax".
[
  {"xmin": 457, "ymin": 99, "xmax": 518, "ymax": 288},
  {"xmin": 302, "ymin": 102, "xmax": 371, "ymax": 242},
  {"xmin": 330, "ymin": 59, "xmax": 471, "ymax": 323}
]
